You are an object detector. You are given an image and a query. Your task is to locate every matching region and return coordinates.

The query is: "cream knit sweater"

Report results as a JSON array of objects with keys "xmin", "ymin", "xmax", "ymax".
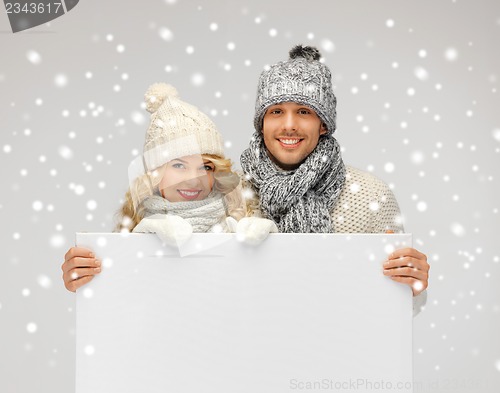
[{"xmin": 244, "ymin": 166, "xmax": 403, "ymax": 232}]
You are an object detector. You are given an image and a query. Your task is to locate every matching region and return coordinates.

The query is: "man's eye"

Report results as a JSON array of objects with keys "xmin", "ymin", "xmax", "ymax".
[
  {"xmin": 299, "ymin": 109, "xmax": 310, "ymax": 115},
  {"xmin": 270, "ymin": 109, "xmax": 282, "ymax": 114}
]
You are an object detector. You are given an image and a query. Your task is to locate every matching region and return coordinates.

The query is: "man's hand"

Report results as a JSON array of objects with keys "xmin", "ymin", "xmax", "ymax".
[
  {"xmin": 383, "ymin": 247, "xmax": 429, "ymax": 296},
  {"xmin": 62, "ymin": 247, "xmax": 101, "ymax": 292}
]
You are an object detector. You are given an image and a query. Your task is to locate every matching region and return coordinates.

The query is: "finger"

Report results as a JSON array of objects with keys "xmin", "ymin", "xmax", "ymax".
[
  {"xmin": 66, "ymin": 275, "xmax": 95, "ymax": 293},
  {"xmin": 389, "ymin": 276, "xmax": 427, "ymax": 296},
  {"xmin": 66, "ymin": 266, "xmax": 102, "ymax": 281},
  {"xmin": 64, "ymin": 247, "xmax": 95, "ymax": 262},
  {"xmin": 389, "ymin": 247, "xmax": 427, "ymax": 261},
  {"xmin": 383, "ymin": 256, "xmax": 429, "ymax": 271},
  {"xmin": 383, "ymin": 266, "xmax": 428, "ymax": 282},
  {"xmin": 63, "ymin": 267, "xmax": 101, "ymax": 291},
  {"xmin": 385, "ymin": 230, "xmax": 395, "ymax": 234},
  {"xmin": 62, "ymin": 257, "xmax": 101, "ymax": 273}
]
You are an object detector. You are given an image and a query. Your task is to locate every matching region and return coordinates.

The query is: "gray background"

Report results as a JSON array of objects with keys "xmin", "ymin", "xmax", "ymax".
[{"xmin": 1, "ymin": 0, "xmax": 499, "ymax": 392}]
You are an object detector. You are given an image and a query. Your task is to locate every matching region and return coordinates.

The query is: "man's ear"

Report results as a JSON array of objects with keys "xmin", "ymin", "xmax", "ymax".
[{"xmin": 320, "ymin": 123, "xmax": 328, "ymax": 135}]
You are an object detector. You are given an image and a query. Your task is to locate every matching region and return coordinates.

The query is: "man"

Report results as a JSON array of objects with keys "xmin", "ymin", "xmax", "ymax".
[{"xmin": 239, "ymin": 45, "xmax": 428, "ymax": 310}]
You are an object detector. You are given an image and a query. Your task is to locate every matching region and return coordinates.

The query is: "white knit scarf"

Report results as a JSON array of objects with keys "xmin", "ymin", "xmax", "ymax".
[
  {"xmin": 240, "ymin": 132, "xmax": 346, "ymax": 233},
  {"xmin": 140, "ymin": 193, "xmax": 227, "ymax": 233}
]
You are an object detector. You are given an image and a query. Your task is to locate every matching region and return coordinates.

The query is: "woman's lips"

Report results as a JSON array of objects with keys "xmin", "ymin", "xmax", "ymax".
[{"xmin": 177, "ymin": 189, "xmax": 202, "ymax": 200}]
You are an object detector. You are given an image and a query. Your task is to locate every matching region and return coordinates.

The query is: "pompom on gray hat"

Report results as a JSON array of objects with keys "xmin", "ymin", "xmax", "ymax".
[
  {"xmin": 254, "ymin": 45, "xmax": 337, "ymax": 134},
  {"xmin": 142, "ymin": 83, "xmax": 224, "ymax": 171}
]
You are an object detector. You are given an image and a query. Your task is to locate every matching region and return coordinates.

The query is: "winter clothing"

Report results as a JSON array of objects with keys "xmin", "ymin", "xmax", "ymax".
[
  {"xmin": 131, "ymin": 83, "xmax": 236, "ymax": 243},
  {"xmin": 133, "ymin": 214, "xmax": 194, "ymax": 246},
  {"xmin": 138, "ymin": 193, "xmax": 228, "ymax": 233},
  {"xmin": 241, "ymin": 132, "xmax": 346, "ymax": 233},
  {"xmin": 142, "ymin": 83, "xmax": 224, "ymax": 171},
  {"xmin": 243, "ymin": 165, "xmax": 403, "ymax": 233},
  {"xmin": 254, "ymin": 45, "xmax": 337, "ymax": 134}
]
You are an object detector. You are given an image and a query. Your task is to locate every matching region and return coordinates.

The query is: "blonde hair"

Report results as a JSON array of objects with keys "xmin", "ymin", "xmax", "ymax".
[{"xmin": 115, "ymin": 154, "xmax": 245, "ymax": 232}]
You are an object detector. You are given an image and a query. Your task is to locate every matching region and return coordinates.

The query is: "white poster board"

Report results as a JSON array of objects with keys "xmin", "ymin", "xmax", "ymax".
[{"xmin": 76, "ymin": 233, "xmax": 413, "ymax": 393}]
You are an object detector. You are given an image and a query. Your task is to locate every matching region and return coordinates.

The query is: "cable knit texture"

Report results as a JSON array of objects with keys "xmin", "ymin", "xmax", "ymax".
[
  {"xmin": 254, "ymin": 45, "xmax": 337, "ymax": 134},
  {"xmin": 142, "ymin": 82, "xmax": 224, "ymax": 171},
  {"xmin": 243, "ymin": 165, "xmax": 404, "ymax": 233},
  {"xmin": 240, "ymin": 132, "xmax": 346, "ymax": 233},
  {"xmin": 139, "ymin": 194, "xmax": 228, "ymax": 233}
]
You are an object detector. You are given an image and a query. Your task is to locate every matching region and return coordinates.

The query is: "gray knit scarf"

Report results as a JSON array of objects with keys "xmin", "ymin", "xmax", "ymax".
[
  {"xmin": 240, "ymin": 132, "xmax": 346, "ymax": 233},
  {"xmin": 140, "ymin": 193, "xmax": 227, "ymax": 233}
]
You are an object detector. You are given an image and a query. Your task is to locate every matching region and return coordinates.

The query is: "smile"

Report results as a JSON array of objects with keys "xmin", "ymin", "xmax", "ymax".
[
  {"xmin": 177, "ymin": 189, "xmax": 202, "ymax": 200},
  {"xmin": 278, "ymin": 138, "xmax": 302, "ymax": 148}
]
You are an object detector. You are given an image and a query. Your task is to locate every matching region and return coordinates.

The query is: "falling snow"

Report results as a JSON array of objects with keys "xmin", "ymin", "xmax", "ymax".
[
  {"xmin": 50, "ymin": 234, "xmax": 66, "ymax": 248},
  {"xmin": 444, "ymin": 47, "xmax": 458, "ymax": 62},
  {"xmin": 159, "ymin": 27, "xmax": 174, "ymax": 41},
  {"xmin": 84, "ymin": 345, "xmax": 95, "ymax": 356},
  {"xmin": 191, "ymin": 73, "xmax": 205, "ymax": 86},
  {"xmin": 26, "ymin": 50, "xmax": 42, "ymax": 64},
  {"xmin": 54, "ymin": 74, "xmax": 68, "ymax": 88},
  {"xmin": 58, "ymin": 146, "xmax": 73, "ymax": 160},
  {"xmin": 320, "ymin": 39, "xmax": 335, "ymax": 53},
  {"xmin": 493, "ymin": 129, "xmax": 500, "ymax": 142},
  {"xmin": 2, "ymin": 3, "xmax": 500, "ymax": 392},
  {"xmin": 32, "ymin": 201, "xmax": 43, "ymax": 211},
  {"xmin": 450, "ymin": 222, "xmax": 466, "ymax": 237},
  {"xmin": 37, "ymin": 275, "xmax": 52, "ymax": 289},
  {"xmin": 414, "ymin": 67, "xmax": 429, "ymax": 81}
]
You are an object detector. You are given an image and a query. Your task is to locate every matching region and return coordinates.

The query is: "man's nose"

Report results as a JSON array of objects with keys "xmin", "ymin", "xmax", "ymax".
[{"xmin": 282, "ymin": 112, "xmax": 297, "ymax": 132}]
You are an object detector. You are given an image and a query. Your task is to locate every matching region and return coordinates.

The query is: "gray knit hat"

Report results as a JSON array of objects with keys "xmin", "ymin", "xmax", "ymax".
[
  {"xmin": 142, "ymin": 83, "xmax": 224, "ymax": 171},
  {"xmin": 254, "ymin": 45, "xmax": 337, "ymax": 134}
]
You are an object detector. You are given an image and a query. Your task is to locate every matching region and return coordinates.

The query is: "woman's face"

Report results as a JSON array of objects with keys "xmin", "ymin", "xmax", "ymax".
[{"xmin": 158, "ymin": 155, "xmax": 215, "ymax": 202}]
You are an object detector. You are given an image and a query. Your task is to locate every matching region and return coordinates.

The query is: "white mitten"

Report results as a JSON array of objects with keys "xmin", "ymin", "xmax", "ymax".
[
  {"xmin": 225, "ymin": 216, "xmax": 238, "ymax": 233},
  {"xmin": 133, "ymin": 214, "xmax": 193, "ymax": 246},
  {"xmin": 235, "ymin": 217, "xmax": 278, "ymax": 246}
]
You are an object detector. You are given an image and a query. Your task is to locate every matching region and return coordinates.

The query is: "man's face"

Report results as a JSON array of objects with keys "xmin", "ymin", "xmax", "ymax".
[{"xmin": 262, "ymin": 102, "xmax": 327, "ymax": 170}]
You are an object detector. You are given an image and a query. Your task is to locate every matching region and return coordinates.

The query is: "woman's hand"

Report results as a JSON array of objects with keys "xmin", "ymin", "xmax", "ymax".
[
  {"xmin": 234, "ymin": 217, "xmax": 279, "ymax": 245},
  {"xmin": 61, "ymin": 247, "xmax": 101, "ymax": 292}
]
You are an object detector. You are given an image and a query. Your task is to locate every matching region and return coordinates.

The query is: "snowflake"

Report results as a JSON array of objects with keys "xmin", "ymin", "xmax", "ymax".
[
  {"xmin": 26, "ymin": 50, "xmax": 42, "ymax": 64},
  {"xmin": 444, "ymin": 47, "xmax": 458, "ymax": 62}
]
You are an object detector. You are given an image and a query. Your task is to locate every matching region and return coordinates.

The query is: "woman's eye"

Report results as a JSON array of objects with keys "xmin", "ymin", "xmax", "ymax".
[
  {"xmin": 202, "ymin": 165, "xmax": 214, "ymax": 171},
  {"xmin": 172, "ymin": 163, "xmax": 184, "ymax": 169}
]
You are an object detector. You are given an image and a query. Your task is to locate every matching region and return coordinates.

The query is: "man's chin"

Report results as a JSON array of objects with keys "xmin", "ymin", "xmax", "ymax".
[{"xmin": 273, "ymin": 156, "xmax": 303, "ymax": 171}]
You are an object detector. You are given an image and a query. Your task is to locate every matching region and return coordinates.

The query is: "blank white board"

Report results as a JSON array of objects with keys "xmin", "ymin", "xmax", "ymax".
[{"xmin": 76, "ymin": 233, "xmax": 413, "ymax": 393}]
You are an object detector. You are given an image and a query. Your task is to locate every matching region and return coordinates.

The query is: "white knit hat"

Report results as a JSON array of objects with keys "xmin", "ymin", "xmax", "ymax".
[{"xmin": 142, "ymin": 83, "xmax": 224, "ymax": 171}]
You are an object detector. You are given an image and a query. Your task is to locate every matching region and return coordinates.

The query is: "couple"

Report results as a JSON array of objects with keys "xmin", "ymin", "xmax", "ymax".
[{"xmin": 62, "ymin": 44, "xmax": 429, "ymax": 310}]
